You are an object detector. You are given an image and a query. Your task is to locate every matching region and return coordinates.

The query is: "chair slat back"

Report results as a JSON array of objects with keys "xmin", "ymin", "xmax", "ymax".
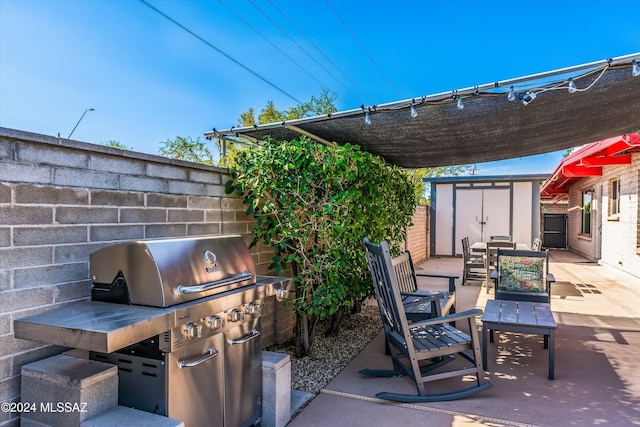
[
  {"xmin": 486, "ymin": 241, "xmax": 516, "ymax": 269},
  {"xmin": 393, "ymin": 251, "xmax": 417, "ymax": 294},
  {"xmin": 461, "ymin": 236, "xmax": 470, "ymax": 262},
  {"xmin": 363, "ymin": 238, "xmax": 409, "ymax": 339}
]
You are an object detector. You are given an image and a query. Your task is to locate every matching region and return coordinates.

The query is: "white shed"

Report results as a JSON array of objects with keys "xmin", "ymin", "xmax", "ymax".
[{"xmin": 425, "ymin": 174, "xmax": 550, "ymax": 256}]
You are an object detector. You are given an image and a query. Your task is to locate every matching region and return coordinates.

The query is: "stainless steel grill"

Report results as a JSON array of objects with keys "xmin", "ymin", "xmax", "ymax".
[{"xmin": 15, "ymin": 235, "xmax": 292, "ymax": 427}]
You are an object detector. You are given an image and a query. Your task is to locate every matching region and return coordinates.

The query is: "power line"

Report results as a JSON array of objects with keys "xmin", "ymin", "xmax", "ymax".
[
  {"xmin": 324, "ymin": 0, "xmax": 402, "ymax": 99},
  {"xmin": 247, "ymin": 0, "xmax": 362, "ymax": 104},
  {"xmin": 265, "ymin": 0, "xmax": 375, "ymax": 105},
  {"xmin": 217, "ymin": 0, "xmax": 329, "ymax": 91},
  {"xmin": 138, "ymin": 0, "xmax": 303, "ymax": 104}
]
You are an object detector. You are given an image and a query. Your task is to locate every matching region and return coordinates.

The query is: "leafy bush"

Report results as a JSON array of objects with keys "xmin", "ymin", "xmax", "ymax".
[{"xmin": 226, "ymin": 137, "xmax": 416, "ymax": 356}]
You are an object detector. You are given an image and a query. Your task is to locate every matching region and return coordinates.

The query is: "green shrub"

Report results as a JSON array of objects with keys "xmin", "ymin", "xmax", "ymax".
[{"xmin": 226, "ymin": 137, "xmax": 416, "ymax": 356}]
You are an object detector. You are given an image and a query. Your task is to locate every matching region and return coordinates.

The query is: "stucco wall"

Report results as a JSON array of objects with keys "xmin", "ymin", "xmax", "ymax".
[
  {"xmin": 566, "ymin": 151, "xmax": 640, "ymax": 277},
  {"xmin": 0, "ymin": 128, "xmax": 295, "ymax": 426}
]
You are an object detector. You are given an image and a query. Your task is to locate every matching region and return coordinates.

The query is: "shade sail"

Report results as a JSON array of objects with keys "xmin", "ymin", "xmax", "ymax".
[
  {"xmin": 206, "ymin": 54, "xmax": 640, "ymax": 169},
  {"xmin": 540, "ymin": 133, "xmax": 640, "ymax": 200}
]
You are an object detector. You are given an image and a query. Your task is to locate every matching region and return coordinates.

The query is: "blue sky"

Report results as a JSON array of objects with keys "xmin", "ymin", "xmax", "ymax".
[{"xmin": 1, "ymin": 0, "xmax": 639, "ymax": 174}]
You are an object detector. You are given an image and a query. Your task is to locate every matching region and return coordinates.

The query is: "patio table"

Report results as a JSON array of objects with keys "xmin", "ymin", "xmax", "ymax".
[
  {"xmin": 481, "ymin": 299, "xmax": 557, "ymax": 379},
  {"xmin": 470, "ymin": 242, "xmax": 529, "ymax": 253}
]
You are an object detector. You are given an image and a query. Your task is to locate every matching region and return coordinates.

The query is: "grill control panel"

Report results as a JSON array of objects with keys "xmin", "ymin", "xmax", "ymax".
[{"xmin": 166, "ymin": 299, "xmax": 265, "ymax": 351}]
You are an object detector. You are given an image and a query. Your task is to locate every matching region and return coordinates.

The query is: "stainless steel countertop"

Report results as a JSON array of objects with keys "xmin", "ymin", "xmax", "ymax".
[{"xmin": 14, "ymin": 276, "xmax": 292, "ymax": 354}]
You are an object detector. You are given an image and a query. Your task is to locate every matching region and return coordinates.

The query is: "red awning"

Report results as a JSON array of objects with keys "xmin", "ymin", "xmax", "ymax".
[{"xmin": 540, "ymin": 133, "xmax": 640, "ymax": 200}]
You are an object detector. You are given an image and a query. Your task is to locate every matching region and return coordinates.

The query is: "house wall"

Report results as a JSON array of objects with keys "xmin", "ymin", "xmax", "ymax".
[
  {"xmin": 0, "ymin": 128, "xmax": 296, "ymax": 426},
  {"xmin": 567, "ymin": 151, "xmax": 640, "ymax": 277}
]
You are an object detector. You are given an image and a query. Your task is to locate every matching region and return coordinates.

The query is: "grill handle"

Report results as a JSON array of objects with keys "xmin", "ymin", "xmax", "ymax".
[
  {"xmin": 177, "ymin": 272, "xmax": 253, "ymax": 295},
  {"xmin": 228, "ymin": 329, "xmax": 260, "ymax": 346},
  {"xmin": 178, "ymin": 347, "xmax": 219, "ymax": 368}
]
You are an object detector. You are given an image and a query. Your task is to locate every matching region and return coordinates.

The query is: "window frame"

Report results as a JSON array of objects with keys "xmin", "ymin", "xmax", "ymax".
[
  {"xmin": 581, "ymin": 189, "xmax": 593, "ymax": 236},
  {"xmin": 610, "ymin": 178, "xmax": 621, "ymax": 217}
]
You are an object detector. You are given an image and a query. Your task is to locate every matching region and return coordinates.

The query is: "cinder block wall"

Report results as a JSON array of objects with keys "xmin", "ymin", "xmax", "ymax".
[{"xmin": 0, "ymin": 128, "xmax": 294, "ymax": 426}]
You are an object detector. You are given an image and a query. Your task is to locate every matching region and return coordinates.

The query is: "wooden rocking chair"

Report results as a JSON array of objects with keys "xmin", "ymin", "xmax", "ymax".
[
  {"xmin": 392, "ymin": 250, "xmax": 456, "ymax": 321},
  {"xmin": 361, "ymin": 238, "xmax": 493, "ymax": 402}
]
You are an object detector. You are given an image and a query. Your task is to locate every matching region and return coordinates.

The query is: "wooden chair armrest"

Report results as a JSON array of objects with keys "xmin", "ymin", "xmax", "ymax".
[
  {"xmin": 409, "ymin": 308, "xmax": 483, "ymax": 328},
  {"xmin": 547, "ymin": 273, "xmax": 555, "ymax": 283},
  {"xmin": 415, "ymin": 273, "xmax": 458, "ymax": 293},
  {"xmin": 401, "ymin": 292, "xmax": 445, "ymax": 305}
]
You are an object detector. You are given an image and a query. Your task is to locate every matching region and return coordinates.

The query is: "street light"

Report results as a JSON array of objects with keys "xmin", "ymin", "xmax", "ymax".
[{"xmin": 67, "ymin": 108, "xmax": 95, "ymax": 139}]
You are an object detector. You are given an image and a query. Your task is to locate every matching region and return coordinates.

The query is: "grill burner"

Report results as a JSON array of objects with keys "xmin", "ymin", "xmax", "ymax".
[{"xmin": 14, "ymin": 235, "xmax": 292, "ymax": 427}]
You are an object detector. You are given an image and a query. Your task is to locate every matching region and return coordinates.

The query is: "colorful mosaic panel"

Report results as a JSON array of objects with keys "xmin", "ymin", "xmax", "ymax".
[{"xmin": 498, "ymin": 256, "xmax": 545, "ymax": 293}]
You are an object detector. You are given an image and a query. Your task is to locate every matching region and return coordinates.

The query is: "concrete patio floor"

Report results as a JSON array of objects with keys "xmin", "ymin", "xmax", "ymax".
[{"xmin": 288, "ymin": 250, "xmax": 640, "ymax": 427}]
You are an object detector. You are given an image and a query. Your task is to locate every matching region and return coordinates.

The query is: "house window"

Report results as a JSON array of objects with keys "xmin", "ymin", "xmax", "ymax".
[
  {"xmin": 610, "ymin": 179, "xmax": 620, "ymax": 216},
  {"xmin": 581, "ymin": 190, "xmax": 592, "ymax": 235}
]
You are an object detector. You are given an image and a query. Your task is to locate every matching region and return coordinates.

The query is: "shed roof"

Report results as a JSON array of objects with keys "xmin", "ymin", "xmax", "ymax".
[
  {"xmin": 540, "ymin": 133, "xmax": 640, "ymax": 200},
  {"xmin": 424, "ymin": 174, "xmax": 550, "ymax": 184},
  {"xmin": 206, "ymin": 53, "xmax": 640, "ymax": 169}
]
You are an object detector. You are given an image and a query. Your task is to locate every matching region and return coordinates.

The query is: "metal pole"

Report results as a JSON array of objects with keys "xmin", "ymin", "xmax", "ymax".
[{"xmin": 68, "ymin": 108, "xmax": 94, "ymax": 139}]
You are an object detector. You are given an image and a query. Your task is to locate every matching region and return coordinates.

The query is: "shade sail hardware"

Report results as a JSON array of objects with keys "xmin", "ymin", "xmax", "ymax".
[{"xmin": 206, "ymin": 53, "xmax": 640, "ymax": 169}]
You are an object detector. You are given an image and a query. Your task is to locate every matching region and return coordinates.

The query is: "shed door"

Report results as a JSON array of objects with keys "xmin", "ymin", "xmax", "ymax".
[
  {"xmin": 454, "ymin": 188, "xmax": 510, "ymax": 254},
  {"xmin": 483, "ymin": 189, "xmax": 511, "ymax": 241},
  {"xmin": 455, "ymin": 189, "xmax": 483, "ymax": 253}
]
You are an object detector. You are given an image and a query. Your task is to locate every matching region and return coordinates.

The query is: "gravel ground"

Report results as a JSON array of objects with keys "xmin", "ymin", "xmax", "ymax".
[{"xmin": 266, "ymin": 305, "xmax": 382, "ymax": 395}]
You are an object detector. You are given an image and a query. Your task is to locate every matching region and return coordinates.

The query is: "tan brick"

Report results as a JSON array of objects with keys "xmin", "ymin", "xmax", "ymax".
[
  {"xmin": 55, "ymin": 207, "xmax": 118, "ymax": 224},
  {"xmin": 13, "ymin": 226, "xmax": 87, "ymax": 246},
  {"xmin": 15, "ymin": 184, "xmax": 88, "ymax": 205},
  {"xmin": 0, "ymin": 247, "xmax": 53, "ymax": 269},
  {"xmin": 120, "ymin": 208, "xmax": 166, "ymax": 223},
  {"xmin": 0, "ymin": 206, "xmax": 53, "ymax": 225},
  {"xmin": 0, "ymin": 183, "xmax": 10, "ymax": 203},
  {"xmin": 0, "ymin": 287, "xmax": 54, "ymax": 312},
  {"xmin": 147, "ymin": 193, "xmax": 187, "ymax": 207},
  {"xmin": 91, "ymin": 189, "xmax": 144, "ymax": 206},
  {"xmin": 168, "ymin": 209, "xmax": 205, "ymax": 223},
  {"xmin": 188, "ymin": 196, "xmax": 221, "ymax": 209}
]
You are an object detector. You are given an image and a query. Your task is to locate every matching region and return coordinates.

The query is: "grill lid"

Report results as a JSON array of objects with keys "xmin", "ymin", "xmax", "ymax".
[{"xmin": 90, "ymin": 235, "xmax": 256, "ymax": 307}]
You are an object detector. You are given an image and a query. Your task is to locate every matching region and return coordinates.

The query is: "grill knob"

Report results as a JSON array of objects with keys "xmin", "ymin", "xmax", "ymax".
[
  {"xmin": 245, "ymin": 302, "xmax": 263, "ymax": 316},
  {"xmin": 207, "ymin": 315, "xmax": 225, "ymax": 330},
  {"xmin": 184, "ymin": 323, "xmax": 202, "ymax": 340},
  {"xmin": 228, "ymin": 308, "xmax": 245, "ymax": 322}
]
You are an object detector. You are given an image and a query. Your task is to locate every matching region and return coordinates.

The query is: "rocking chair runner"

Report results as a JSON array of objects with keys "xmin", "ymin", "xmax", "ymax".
[{"xmin": 361, "ymin": 238, "xmax": 492, "ymax": 402}]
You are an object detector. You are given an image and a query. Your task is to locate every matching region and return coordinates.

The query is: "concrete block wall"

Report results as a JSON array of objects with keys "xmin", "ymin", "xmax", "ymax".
[{"xmin": 0, "ymin": 128, "xmax": 293, "ymax": 427}]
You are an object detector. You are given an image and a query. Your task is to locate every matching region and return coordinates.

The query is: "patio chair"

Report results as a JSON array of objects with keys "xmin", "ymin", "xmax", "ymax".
[
  {"xmin": 393, "ymin": 249, "xmax": 457, "ymax": 321},
  {"xmin": 490, "ymin": 235, "xmax": 512, "ymax": 242},
  {"xmin": 360, "ymin": 238, "xmax": 492, "ymax": 402},
  {"xmin": 491, "ymin": 248, "xmax": 555, "ymax": 303},
  {"xmin": 462, "ymin": 237, "xmax": 485, "ymax": 285},
  {"xmin": 486, "ymin": 241, "xmax": 516, "ymax": 293}
]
